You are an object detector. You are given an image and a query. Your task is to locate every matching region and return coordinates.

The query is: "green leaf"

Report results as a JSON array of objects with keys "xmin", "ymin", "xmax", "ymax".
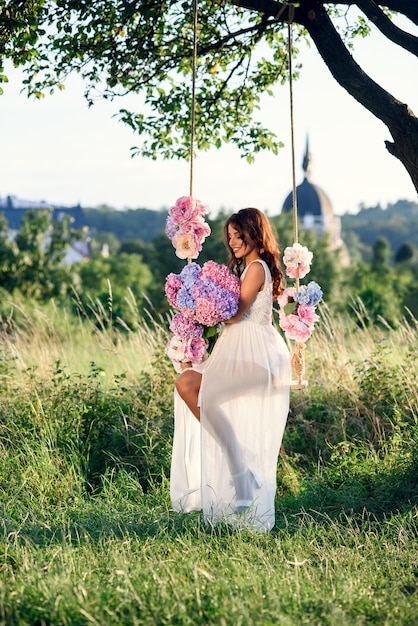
[{"xmin": 284, "ymin": 302, "xmax": 297, "ymax": 316}]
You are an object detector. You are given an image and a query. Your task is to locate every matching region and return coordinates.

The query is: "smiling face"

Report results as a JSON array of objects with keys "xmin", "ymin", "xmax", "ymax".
[{"xmin": 227, "ymin": 224, "xmax": 259, "ymax": 263}]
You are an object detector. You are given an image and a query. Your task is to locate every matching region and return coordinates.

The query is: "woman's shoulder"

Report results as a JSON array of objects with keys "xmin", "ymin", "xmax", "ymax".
[
  {"xmin": 245, "ymin": 258, "xmax": 268, "ymax": 269},
  {"xmin": 241, "ymin": 260, "xmax": 271, "ymax": 293},
  {"xmin": 244, "ymin": 259, "xmax": 271, "ymax": 278}
]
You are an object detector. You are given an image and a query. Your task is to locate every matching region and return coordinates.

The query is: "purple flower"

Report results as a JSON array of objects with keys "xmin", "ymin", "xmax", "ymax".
[
  {"xmin": 170, "ymin": 313, "xmax": 204, "ymax": 339},
  {"xmin": 165, "ymin": 215, "xmax": 178, "ymax": 240},
  {"xmin": 176, "ymin": 285, "xmax": 196, "ymax": 311},
  {"xmin": 180, "ymin": 262, "xmax": 201, "ymax": 288}
]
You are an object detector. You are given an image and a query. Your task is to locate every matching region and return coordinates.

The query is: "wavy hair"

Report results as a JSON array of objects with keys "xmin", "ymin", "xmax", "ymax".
[{"xmin": 223, "ymin": 208, "xmax": 285, "ymax": 297}]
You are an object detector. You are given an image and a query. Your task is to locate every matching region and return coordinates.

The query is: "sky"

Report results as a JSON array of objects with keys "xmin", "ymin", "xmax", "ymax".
[{"xmin": 0, "ymin": 12, "xmax": 417, "ymax": 219}]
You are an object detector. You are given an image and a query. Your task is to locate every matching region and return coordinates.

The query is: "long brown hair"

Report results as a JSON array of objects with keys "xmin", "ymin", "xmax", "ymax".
[{"xmin": 223, "ymin": 208, "xmax": 285, "ymax": 297}]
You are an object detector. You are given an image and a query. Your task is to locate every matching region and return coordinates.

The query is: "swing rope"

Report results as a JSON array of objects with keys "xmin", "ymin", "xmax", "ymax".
[
  {"xmin": 186, "ymin": 1, "xmax": 307, "ymax": 385},
  {"xmin": 189, "ymin": 0, "xmax": 199, "ymax": 200},
  {"xmin": 284, "ymin": 5, "xmax": 308, "ymax": 389},
  {"xmin": 287, "ymin": 17, "xmax": 298, "ymax": 264}
]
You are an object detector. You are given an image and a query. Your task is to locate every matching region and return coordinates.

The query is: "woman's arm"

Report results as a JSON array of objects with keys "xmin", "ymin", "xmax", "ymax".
[{"xmin": 225, "ymin": 262, "xmax": 265, "ymax": 324}]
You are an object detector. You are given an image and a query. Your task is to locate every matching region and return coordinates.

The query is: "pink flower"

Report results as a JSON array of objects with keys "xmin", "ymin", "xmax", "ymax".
[
  {"xmin": 184, "ymin": 337, "xmax": 208, "ymax": 363},
  {"xmin": 166, "ymin": 335, "xmax": 208, "ymax": 370},
  {"xmin": 195, "ymin": 298, "xmax": 220, "ymax": 326},
  {"xmin": 166, "ymin": 335, "xmax": 187, "ymax": 362},
  {"xmin": 165, "ymin": 259, "xmax": 240, "ymax": 370},
  {"xmin": 188, "ymin": 218, "xmax": 211, "ymax": 243},
  {"xmin": 201, "ymin": 261, "xmax": 240, "ymax": 295},
  {"xmin": 277, "ymin": 287, "xmax": 296, "ymax": 310},
  {"xmin": 279, "ymin": 312, "xmax": 312, "ymax": 343},
  {"xmin": 285, "ymin": 263, "xmax": 311, "ymax": 279},
  {"xmin": 165, "ymin": 273, "xmax": 182, "ymax": 308},
  {"xmin": 166, "ymin": 196, "xmax": 211, "ymax": 259},
  {"xmin": 169, "ymin": 197, "xmax": 198, "ymax": 223},
  {"xmin": 170, "ymin": 313, "xmax": 204, "ymax": 338},
  {"xmin": 170, "ymin": 196, "xmax": 207, "ymax": 223},
  {"xmin": 297, "ymin": 304, "xmax": 319, "ymax": 328}
]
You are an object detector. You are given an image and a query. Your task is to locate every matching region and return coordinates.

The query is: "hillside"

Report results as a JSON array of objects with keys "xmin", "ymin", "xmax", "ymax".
[
  {"xmin": 341, "ymin": 199, "xmax": 418, "ymax": 255},
  {"xmin": 81, "ymin": 200, "xmax": 418, "ymax": 258},
  {"xmin": 83, "ymin": 205, "xmax": 167, "ymax": 243}
]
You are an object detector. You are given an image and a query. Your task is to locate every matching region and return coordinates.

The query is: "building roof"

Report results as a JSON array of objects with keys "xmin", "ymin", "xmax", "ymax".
[{"xmin": 0, "ymin": 195, "xmax": 85, "ymax": 230}]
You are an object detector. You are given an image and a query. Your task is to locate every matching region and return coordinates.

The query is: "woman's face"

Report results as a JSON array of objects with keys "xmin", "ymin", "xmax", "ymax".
[{"xmin": 227, "ymin": 224, "xmax": 257, "ymax": 261}]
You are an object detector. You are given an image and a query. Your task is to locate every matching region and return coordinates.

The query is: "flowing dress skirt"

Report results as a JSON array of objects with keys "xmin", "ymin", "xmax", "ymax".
[{"xmin": 170, "ymin": 317, "xmax": 290, "ymax": 531}]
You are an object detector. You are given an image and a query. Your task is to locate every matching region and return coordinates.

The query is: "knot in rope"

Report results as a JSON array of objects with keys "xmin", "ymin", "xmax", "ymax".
[{"xmin": 275, "ymin": 2, "xmax": 295, "ymax": 24}]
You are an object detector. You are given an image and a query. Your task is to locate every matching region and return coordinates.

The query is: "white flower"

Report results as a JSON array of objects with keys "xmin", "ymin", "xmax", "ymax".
[
  {"xmin": 283, "ymin": 243, "xmax": 313, "ymax": 279},
  {"xmin": 166, "ymin": 335, "xmax": 186, "ymax": 361},
  {"xmin": 173, "ymin": 232, "xmax": 199, "ymax": 260}
]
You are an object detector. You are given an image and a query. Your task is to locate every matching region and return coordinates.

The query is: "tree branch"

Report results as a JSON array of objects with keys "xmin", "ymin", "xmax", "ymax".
[
  {"xmin": 232, "ymin": 1, "xmax": 418, "ymax": 28},
  {"xmin": 355, "ymin": 0, "xmax": 418, "ymax": 56},
  {"xmin": 372, "ymin": 1, "xmax": 418, "ymax": 26},
  {"xmin": 301, "ymin": 5, "xmax": 418, "ymax": 191},
  {"xmin": 231, "ymin": 0, "xmax": 304, "ymax": 22}
]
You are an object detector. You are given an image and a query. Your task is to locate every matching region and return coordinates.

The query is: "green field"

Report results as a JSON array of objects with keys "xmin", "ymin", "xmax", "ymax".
[{"xmin": 0, "ymin": 305, "xmax": 417, "ymax": 625}]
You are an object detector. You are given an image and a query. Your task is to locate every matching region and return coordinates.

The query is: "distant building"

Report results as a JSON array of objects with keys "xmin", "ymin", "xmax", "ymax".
[
  {"xmin": 282, "ymin": 139, "xmax": 346, "ymax": 257},
  {"xmin": 0, "ymin": 195, "xmax": 91, "ymax": 264}
]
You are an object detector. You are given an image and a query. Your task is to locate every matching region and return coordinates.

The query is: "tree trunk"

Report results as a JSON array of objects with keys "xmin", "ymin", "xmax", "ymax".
[{"xmin": 232, "ymin": 0, "xmax": 418, "ymax": 194}]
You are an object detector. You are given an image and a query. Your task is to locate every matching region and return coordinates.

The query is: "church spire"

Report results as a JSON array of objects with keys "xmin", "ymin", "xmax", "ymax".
[{"xmin": 302, "ymin": 136, "xmax": 313, "ymax": 180}]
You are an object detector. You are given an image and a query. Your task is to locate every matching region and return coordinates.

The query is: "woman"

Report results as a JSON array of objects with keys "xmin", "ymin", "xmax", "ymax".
[{"xmin": 171, "ymin": 208, "xmax": 291, "ymax": 531}]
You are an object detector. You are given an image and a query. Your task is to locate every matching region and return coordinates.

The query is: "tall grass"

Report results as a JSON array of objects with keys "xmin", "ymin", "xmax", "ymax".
[
  {"xmin": 0, "ymin": 296, "xmax": 165, "ymax": 382},
  {"xmin": 0, "ymin": 301, "xmax": 417, "ymax": 624}
]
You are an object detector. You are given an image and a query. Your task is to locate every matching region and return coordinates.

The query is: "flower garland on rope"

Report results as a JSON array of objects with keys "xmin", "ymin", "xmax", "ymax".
[
  {"xmin": 165, "ymin": 197, "xmax": 241, "ymax": 372},
  {"xmin": 277, "ymin": 243, "xmax": 323, "ymax": 387},
  {"xmin": 165, "ymin": 196, "xmax": 211, "ymax": 260}
]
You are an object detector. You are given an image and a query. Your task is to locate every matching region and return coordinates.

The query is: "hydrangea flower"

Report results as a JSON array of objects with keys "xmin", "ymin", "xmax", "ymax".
[
  {"xmin": 170, "ymin": 313, "xmax": 204, "ymax": 339},
  {"xmin": 165, "ymin": 260, "xmax": 240, "ymax": 369},
  {"xmin": 293, "ymin": 282, "xmax": 323, "ymax": 307}
]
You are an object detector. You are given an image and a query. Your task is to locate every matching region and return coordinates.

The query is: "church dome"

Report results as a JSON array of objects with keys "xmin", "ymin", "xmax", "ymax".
[
  {"xmin": 281, "ymin": 138, "xmax": 343, "ymax": 245},
  {"xmin": 283, "ymin": 177, "xmax": 334, "ymax": 220}
]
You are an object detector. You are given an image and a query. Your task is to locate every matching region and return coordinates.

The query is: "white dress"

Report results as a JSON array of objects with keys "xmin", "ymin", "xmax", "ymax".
[{"xmin": 170, "ymin": 259, "xmax": 291, "ymax": 531}]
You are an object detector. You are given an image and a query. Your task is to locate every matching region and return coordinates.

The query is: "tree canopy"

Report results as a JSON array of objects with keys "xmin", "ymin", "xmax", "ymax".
[{"xmin": 1, "ymin": 1, "xmax": 417, "ymax": 191}]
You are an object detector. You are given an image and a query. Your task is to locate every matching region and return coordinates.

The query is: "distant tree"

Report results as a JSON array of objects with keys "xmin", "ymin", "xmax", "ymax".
[
  {"xmin": 83, "ymin": 206, "xmax": 167, "ymax": 243},
  {"xmin": 0, "ymin": 208, "xmax": 86, "ymax": 300},
  {"xmin": 89, "ymin": 231, "xmax": 121, "ymax": 257},
  {"xmin": 75, "ymin": 252, "xmax": 152, "ymax": 328},
  {"xmin": 395, "ymin": 241, "xmax": 416, "ymax": 264},
  {"xmin": 402, "ymin": 274, "xmax": 418, "ymax": 318},
  {"xmin": 342, "ymin": 231, "xmax": 372, "ymax": 264},
  {"xmin": 341, "ymin": 200, "xmax": 418, "ymax": 254},
  {"xmin": 346, "ymin": 255, "xmax": 401, "ymax": 327},
  {"xmin": 372, "ymin": 236, "xmax": 391, "ymax": 271},
  {"xmin": 393, "ymin": 240, "xmax": 418, "ymax": 317},
  {"xmin": 119, "ymin": 239, "xmax": 153, "ymax": 263}
]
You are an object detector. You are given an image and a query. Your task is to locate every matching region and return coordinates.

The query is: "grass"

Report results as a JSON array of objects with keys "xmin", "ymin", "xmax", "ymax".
[
  {"xmin": 1, "ymin": 482, "xmax": 417, "ymax": 625},
  {"xmin": 0, "ymin": 297, "xmax": 164, "ymax": 383},
  {"xmin": 0, "ymin": 303, "xmax": 417, "ymax": 624}
]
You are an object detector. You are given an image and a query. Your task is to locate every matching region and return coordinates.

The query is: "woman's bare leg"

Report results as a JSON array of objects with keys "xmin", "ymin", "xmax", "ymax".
[{"xmin": 175, "ymin": 370, "xmax": 202, "ymax": 421}]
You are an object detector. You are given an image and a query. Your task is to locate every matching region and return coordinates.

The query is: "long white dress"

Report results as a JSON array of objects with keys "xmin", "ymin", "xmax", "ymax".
[{"xmin": 170, "ymin": 259, "xmax": 291, "ymax": 531}]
